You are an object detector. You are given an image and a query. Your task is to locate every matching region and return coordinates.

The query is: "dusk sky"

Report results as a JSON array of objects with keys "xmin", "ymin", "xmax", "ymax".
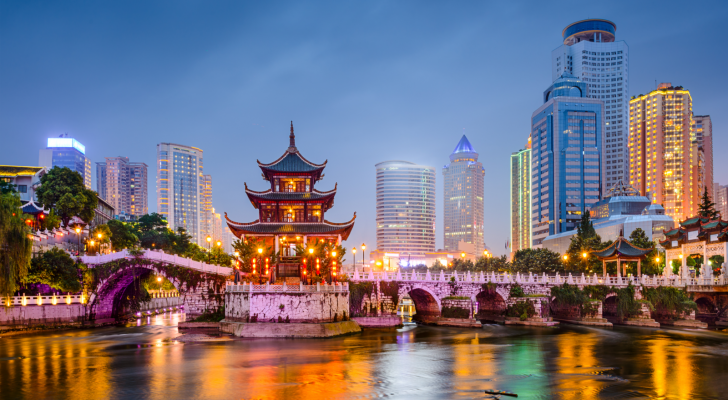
[{"xmin": 1, "ymin": 1, "xmax": 726, "ymax": 256}]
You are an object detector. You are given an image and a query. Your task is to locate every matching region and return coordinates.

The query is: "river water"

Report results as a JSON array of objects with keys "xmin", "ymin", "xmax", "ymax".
[{"xmin": 2, "ymin": 312, "xmax": 728, "ymax": 399}]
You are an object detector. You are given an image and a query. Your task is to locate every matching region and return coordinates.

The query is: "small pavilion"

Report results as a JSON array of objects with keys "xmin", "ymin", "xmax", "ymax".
[{"xmin": 592, "ymin": 236, "xmax": 653, "ymax": 277}]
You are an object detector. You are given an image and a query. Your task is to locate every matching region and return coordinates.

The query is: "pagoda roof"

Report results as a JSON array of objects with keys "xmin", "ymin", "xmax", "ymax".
[
  {"xmin": 592, "ymin": 237, "xmax": 653, "ymax": 259},
  {"xmin": 20, "ymin": 199, "xmax": 48, "ymax": 215},
  {"xmin": 257, "ymin": 122, "xmax": 326, "ymax": 181},
  {"xmin": 225, "ymin": 212, "xmax": 356, "ymax": 240},
  {"xmin": 244, "ymin": 183, "xmax": 337, "ymax": 210},
  {"xmin": 680, "ymin": 217, "xmax": 708, "ymax": 228},
  {"xmin": 700, "ymin": 219, "xmax": 728, "ymax": 231}
]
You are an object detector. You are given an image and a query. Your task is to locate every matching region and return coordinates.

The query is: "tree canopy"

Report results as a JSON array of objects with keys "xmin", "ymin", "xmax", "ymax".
[
  {"xmin": 697, "ymin": 187, "xmax": 719, "ymax": 219},
  {"xmin": 0, "ymin": 192, "xmax": 33, "ymax": 297},
  {"xmin": 512, "ymin": 248, "xmax": 564, "ymax": 274},
  {"xmin": 26, "ymin": 248, "xmax": 84, "ymax": 293},
  {"xmin": 35, "ymin": 167, "xmax": 98, "ymax": 226}
]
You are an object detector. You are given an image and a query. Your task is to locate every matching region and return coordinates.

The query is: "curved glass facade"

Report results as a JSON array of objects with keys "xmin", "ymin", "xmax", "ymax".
[
  {"xmin": 563, "ymin": 19, "xmax": 616, "ymax": 45},
  {"xmin": 376, "ymin": 161, "xmax": 436, "ymax": 257}
]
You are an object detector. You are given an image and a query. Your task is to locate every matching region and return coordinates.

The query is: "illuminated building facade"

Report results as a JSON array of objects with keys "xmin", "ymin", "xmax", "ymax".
[
  {"xmin": 510, "ymin": 137, "xmax": 531, "ymax": 257},
  {"xmin": 552, "ymin": 19, "xmax": 629, "ymax": 190},
  {"xmin": 226, "ymin": 123, "xmax": 356, "ymax": 279},
  {"xmin": 156, "ymin": 143, "xmax": 205, "ymax": 245},
  {"xmin": 39, "ymin": 137, "xmax": 92, "ymax": 189},
  {"xmin": 715, "ymin": 183, "xmax": 728, "ymax": 220},
  {"xmin": 531, "ymin": 73, "xmax": 605, "ymax": 247},
  {"xmin": 200, "ymin": 174, "xmax": 213, "ymax": 242},
  {"xmin": 96, "ymin": 157, "xmax": 148, "ymax": 217},
  {"xmin": 375, "ymin": 160, "xmax": 436, "ymax": 260},
  {"xmin": 693, "ymin": 115, "xmax": 713, "ymax": 199},
  {"xmin": 443, "ymin": 135, "xmax": 485, "ymax": 254},
  {"xmin": 628, "ymin": 83, "xmax": 703, "ymax": 222}
]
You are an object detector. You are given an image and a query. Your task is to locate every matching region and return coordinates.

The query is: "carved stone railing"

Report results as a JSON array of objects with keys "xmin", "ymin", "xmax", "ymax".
[{"xmin": 79, "ymin": 249, "xmax": 232, "ymax": 276}]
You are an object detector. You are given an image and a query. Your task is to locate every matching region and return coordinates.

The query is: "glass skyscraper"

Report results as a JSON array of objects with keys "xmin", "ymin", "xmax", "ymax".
[
  {"xmin": 551, "ymin": 19, "xmax": 628, "ymax": 190},
  {"xmin": 156, "ymin": 143, "xmax": 205, "ymax": 245},
  {"xmin": 531, "ymin": 73, "xmax": 605, "ymax": 247},
  {"xmin": 375, "ymin": 160, "xmax": 436, "ymax": 259},
  {"xmin": 39, "ymin": 137, "xmax": 92, "ymax": 189},
  {"xmin": 442, "ymin": 136, "xmax": 485, "ymax": 254}
]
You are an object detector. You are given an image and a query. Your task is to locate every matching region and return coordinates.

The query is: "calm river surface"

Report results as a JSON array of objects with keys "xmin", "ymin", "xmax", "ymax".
[{"xmin": 2, "ymin": 312, "xmax": 728, "ymax": 399}]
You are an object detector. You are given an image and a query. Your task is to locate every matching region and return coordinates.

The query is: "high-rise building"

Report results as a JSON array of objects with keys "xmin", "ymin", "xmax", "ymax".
[
  {"xmin": 212, "ymin": 208, "xmax": 223, "ymax": 243},
  {"xmin": 715, "ymin": 183, "xmax": 728, "ymax": 219},
  {"xmin": 156, "ymin": 143, "xmax": 205, "ymax": 245},
  {"xmin": 443, "ymin": 136, "xmax": 485, "ymax": 254},
  {"xmin": 510, "ymin": 136, "xmax": 531, "ymax": 257},
  {"xmin": 39, "ymin": 137, "xmax": 92, "ymax": 188},
  {"xmin": 552, "ymin": 19, "xmax": 628, "ymax": 190},
  {"xmin": 96, "ymin": 157, "xmax": 148, "ymax": 217},
  {"xmin": 223, "ymin": 226, "xmax": 235, "ymax": 254},
  {"xmin": 375, "ymin": 160, "xmax": 436, "ymax": 259},
  {"xmin": 200, "ymin": 175, "xmax": 213, "ymax": 242},
  {"xmin": 693, "ymin": 115, "xmax": 713, "ymax": 199},
  {"xmin": 531, "ymin": 73, "xmax": 605, "ymax": 247},
  {"xmin": 628, "ymin": 83, "xmax": 703, "ymax": 222}
]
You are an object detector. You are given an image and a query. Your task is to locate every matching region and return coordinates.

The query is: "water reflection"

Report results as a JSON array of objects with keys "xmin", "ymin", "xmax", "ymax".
[{"xmin": 2, "ymin": 317, "xmax": 728, "ymax": 399}]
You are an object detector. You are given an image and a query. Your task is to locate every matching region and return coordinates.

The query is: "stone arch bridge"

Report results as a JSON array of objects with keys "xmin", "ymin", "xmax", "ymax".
[
  {"xmin": 351, "ymin": 269, "xmax": 728, "ymax": 321},
  {"xmin": 81, "ymin": 250, "xmax": 232, "ymax": 321}
]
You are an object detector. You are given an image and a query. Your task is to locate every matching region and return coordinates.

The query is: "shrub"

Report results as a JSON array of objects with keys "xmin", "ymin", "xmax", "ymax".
[
  {"xmin": 509, "ymin": 283, "xmax": 525, "ymax": 298},
  {"xmin": 642, "ymin": 286, "xmax": 697, "ymax": 319},
  {"xmin": 506, "ymin": 300, "xmax": 536, "ymax": 320}
]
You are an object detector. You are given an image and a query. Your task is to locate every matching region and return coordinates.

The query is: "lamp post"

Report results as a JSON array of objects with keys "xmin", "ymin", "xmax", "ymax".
[
  {"xmin": 361, "ymin": 243, "xmax": 366, "ymax": 268},
  {"xmin": 97, "ymin": 232, "xmax": 103, "ymax": 254},
  {"xmin": 75, "ymin": 227, "xmax": 81, "ymax": 255},
  {"xmin": 206, "ymin": 235, "xmax": 212, "ymax": 251}
]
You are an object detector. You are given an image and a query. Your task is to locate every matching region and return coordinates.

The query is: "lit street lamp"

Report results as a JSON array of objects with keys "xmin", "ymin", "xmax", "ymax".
[
  {"xmin": 206, "ymin": 235, "xmax": 212, "ymax": 251},
  {"xmin": 352, "ymin": 247, "xmax": 357, "ymax": 268},
  {"xmin": 361, "ymin": 243, "xmax": 366, "ymax": 267},
  {"xmin": 75, "ymin": 227, "xmax": 82, "ymax": 255}
]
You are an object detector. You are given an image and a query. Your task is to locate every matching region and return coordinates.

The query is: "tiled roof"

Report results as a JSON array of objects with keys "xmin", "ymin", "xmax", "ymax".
[
  {"xmin": 592, "ymin": 237, "xmax": 653, "ymax": 259},
  {"xmin": 225, "ymin": 212, "xmax": 356, "ymax": 240}
]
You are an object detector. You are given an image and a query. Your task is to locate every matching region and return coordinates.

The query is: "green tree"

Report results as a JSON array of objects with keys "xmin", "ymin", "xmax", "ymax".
[
  {"xmin": 89, "ymin": 224, "xmax": 112, "ymax": 254},
  {"xmin": 512, "ymin": 248, "xmax": 564, "ymax": 274},
  {"xmin": 107, "ymin": 219, "xmax": 139, "ymax": 250},
  {"xmin": 35, "ymin": 167, "xmax": 98, "ymax": 226},
  {"xmin": 0, "ymin": 180, "xmax": 17, "ymax": 194},
  {"xmin": 26, "ymin": 248, "xmax": 83, "ymax": 293},
  {"xmin": 627, "ymin": 228, "xmax": 661, "ymax": 275},
  {"xmin": 474, "ymin": 255, "xmax": 511, "ymax": 272},
  {"xmin": 565, "ymin": 213, "xmax": 607, "ymax": 273},
  {"xmin": 0, "ymin": 193, "xmax": 33, "ymax": 297},
  {"xmin": 697, "ymin": 187, "xmax": 719, "ymax": 219}
]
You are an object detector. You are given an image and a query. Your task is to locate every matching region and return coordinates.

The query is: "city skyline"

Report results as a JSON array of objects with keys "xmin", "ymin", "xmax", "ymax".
[{"xmin": 2, "ymin": 2, "xmax": 727, "ymax": 256}]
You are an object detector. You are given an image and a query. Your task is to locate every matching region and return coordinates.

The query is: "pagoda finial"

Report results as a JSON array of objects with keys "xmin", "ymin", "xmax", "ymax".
[{"xmin": 288, "ymin": 121, "xmax": 297, "ymax": 151}]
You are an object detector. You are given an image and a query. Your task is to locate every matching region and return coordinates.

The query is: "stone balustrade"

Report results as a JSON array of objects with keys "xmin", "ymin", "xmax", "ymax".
[
  {"xmin": 226, "ymin": 282, "xmax": 349, "ymax": 293},
  {"xmin": 352, "ymin": 269, "xmax": 728, "ymax": 287},
  {"xmin": 80, "ymin": 249, "xmax": 233, "ymax": 276}
]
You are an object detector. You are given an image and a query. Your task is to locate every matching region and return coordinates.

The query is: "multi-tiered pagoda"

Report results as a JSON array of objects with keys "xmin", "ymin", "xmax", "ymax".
[{"xmin": 225, "ymin": 123, "xmax": 356, "ymax": 280}]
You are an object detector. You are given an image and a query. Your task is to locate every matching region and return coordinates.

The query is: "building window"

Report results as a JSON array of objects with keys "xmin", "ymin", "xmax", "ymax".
[{"xmin": 17, "ymin": 185, "xmax": 27, "ymax": 193}]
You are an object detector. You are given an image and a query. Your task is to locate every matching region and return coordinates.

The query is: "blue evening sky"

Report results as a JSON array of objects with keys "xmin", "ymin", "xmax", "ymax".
[{"xmin": 1, "ymin": 1, "xmax": 726, "ymax": 256}]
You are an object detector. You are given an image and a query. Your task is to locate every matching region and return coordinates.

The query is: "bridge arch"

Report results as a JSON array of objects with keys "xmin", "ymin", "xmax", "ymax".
[
  {"xmin": 87, "ymin": 258, "xmax": 226, "ymax": 321},
  {"xmin": 404, "ymin": 286, "xmax": 441, "ymax": 319},
  {"xmin": 475, "ymin": 288, "xmax": 508, "ymax": 321}
]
